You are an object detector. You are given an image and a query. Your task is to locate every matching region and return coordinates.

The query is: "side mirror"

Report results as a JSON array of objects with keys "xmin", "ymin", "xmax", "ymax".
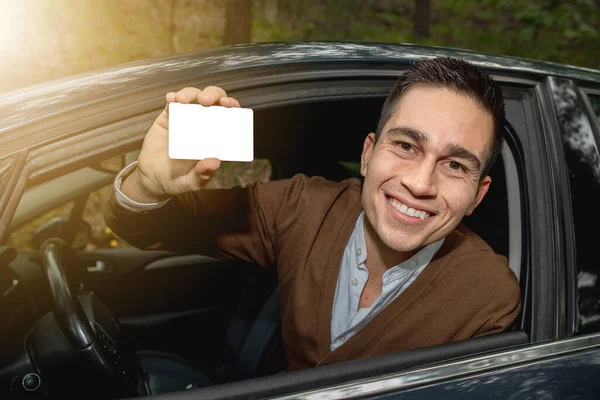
[{"xmin": 32, "ymin": 217, "xmax": 92, "ymax": 251}]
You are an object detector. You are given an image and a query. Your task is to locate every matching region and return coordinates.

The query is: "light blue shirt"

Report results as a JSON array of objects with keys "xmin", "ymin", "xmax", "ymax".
[{"xmin": 330, "ymin": 212, "xmax": 444, "ymax": 351}]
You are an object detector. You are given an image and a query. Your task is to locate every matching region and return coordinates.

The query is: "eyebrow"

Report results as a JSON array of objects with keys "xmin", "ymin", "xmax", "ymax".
[
  {"xmin": 444, "ymin": 142, "xmax": 482, "ymax": 172},
  {"xmin": 386, "ymin": 127, "xmax": 428, "ymax": 145},
  {"xmin": 386, "ymin": 126, "xmax": 483, "ymax": 172}
]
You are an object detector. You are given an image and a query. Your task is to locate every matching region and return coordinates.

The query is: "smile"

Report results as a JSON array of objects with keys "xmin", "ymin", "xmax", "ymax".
[{"xmin": 386, "ymin": 196, "xmax": 432, "ymax": 220}]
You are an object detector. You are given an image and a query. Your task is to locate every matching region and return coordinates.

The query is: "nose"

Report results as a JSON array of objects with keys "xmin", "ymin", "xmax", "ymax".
[{"xmin": 401, "ymin": 158, "xmax": 438, "ymax": 198}]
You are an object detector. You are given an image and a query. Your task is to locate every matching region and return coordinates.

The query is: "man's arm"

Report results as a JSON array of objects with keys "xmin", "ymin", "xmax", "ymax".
[
  {"xmin": 105, "ymin": 176, "xmax": 284, "ymax": 269},
  {"xmin": 471, "ymin": 257, "xmax": 522, "ymax": 337},
  {"xmin": 473, "ymin": 296, "xmax": 522, "ymax": 337}
]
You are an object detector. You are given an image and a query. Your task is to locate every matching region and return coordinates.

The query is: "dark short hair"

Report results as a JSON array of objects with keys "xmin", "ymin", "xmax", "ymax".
[{"xmin": 375, "ymin": 57, "xmax": 505, "ymax": 179}]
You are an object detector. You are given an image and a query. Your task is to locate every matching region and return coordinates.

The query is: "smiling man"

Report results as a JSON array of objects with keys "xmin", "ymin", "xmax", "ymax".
[
  {"xmin": 357, "ymin": 82, "xmax": 498, "ymax": 308},
  {"xmin": 105, "ymin": 57, "xmax": 521, "ymax": 383}
]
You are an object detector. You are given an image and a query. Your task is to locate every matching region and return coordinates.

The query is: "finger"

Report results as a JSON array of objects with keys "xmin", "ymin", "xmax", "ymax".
[
  {"xmin": 194, "ymin": 158, "xmax": 221, "ymax": 180},
  {"xmin": 165, "ymin": 92, "xmax": 176, "ymax": 103},
  {"xmin": 197, "ymin": 86, "xmax": 228, "ymax": 106},
  {"xmin": 175, "ymin": 87, "xmax": 203, "ymax": 104},
  {"xmin": 218, "ymin": 96, "xmax": 241, "ymax": 108}
]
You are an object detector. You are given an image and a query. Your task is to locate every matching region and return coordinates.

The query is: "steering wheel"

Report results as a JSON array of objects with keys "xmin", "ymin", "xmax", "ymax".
[{"xmin": 36, "ymin": 238, "xmax": 143, "ymax": 398}]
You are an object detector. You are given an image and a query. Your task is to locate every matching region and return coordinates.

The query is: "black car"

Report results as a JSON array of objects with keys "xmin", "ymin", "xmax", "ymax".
[{"xmin": 0, "ymin": 42, "xmax": 599, "ymax": 399}]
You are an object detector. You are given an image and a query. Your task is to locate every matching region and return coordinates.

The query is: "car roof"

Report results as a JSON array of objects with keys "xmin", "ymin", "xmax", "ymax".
[{"xmin": 1, "ymin": 41, "xmax": 599, "ymax": 135}]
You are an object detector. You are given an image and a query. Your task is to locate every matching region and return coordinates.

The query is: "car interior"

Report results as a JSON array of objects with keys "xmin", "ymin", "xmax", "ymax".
[{"xmin": 0, "ymin": 92, "xmax": 530, "ymax": 398}]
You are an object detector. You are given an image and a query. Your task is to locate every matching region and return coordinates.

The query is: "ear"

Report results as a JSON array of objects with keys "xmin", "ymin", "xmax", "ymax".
[
  {"xmin": 360, "ymin": 132, "xmax": 376, "ymax": 177},
  {"xmin": 465, "ymin": 176, "xmax": 491, "ymax": 216}
]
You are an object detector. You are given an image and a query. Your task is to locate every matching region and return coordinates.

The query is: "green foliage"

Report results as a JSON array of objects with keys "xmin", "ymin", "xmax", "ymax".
[
  {"xmin": 431, "ymin": 0, "xmax": 598, "ymax": 69},
  {"xmin": 515, "ymin": 0, "xmax": 597, "ymax": 40},
  {"xmin": 252, "ymin": 0, "xmax": 597, "ymax": 70},
  {"xmin": 0, "ymin": 0, "xmax": 597, "ymax": 94}
]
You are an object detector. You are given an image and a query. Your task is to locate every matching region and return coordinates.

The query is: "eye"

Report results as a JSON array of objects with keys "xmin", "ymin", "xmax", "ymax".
[
  {"xmin": 395, "ymin": 141, "xmax": 414, "ymax": 152},
  {"xmin": 445, "ymin": 160, "xmax": 467, "ymax": 172}
]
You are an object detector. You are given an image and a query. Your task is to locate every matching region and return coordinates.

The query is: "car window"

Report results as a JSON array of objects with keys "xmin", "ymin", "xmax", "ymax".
[
  {"xmin": 555, "ymin": 89, "xmax": 600, "ymax": 333},
  {"xmin": 7, "ymin": 156, "xmax": 272, "ymax": 251}
]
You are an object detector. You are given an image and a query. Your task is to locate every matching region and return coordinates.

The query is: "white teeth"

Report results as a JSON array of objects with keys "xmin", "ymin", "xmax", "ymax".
[{"xmin": 387, "ymin": 196, "xmax": 431, "ymax": 219}]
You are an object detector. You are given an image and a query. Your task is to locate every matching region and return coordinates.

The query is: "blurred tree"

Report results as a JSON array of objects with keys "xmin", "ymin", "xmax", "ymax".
[
  {"xmin": 0, "ymin": 0, "xmax": 598, "ymax": 94},
  {"xmin": 264, "ymin": 0, "xmax": 279, "ymax": 24},
  {"xmin": 168, "ymin": 0, "xmax": 178, "ymax": 53},
  {"xmin": 413, "ymin": 0, "xmax": 431, "ymax": 38},
  {"xmin": 223, "ymin": 0, "xmax": 253, "ymax": 44}
]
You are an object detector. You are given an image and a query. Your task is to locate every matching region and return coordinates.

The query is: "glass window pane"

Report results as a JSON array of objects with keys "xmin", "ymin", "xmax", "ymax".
[
  {"xmin": 553, "ymin": 85, "xmax": 600, "ymax": 333},
  {"xmin": 578, "ymin": 94, "xmax": 600, "ymax": 331}
]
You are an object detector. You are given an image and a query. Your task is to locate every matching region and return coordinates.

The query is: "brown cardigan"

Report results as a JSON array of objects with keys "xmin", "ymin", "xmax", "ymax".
[{"xmin": 105, "ymin": 173, "xmax": 521, "ymax": 371}]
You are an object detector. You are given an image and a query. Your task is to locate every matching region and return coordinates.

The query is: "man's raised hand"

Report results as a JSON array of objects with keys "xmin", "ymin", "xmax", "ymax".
[{"xmin": 121, "ymin": 86, "xmax": 241, "ymax": 203}]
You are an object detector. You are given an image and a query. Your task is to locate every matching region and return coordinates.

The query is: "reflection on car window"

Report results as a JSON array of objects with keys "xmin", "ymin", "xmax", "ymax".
[
  {"xmin": 85, "ymin": 184, "xmax": 131, "ymax": 249},
  {"xmin": 551, "ymin": 83, "xmax": 600, "ymax": 333},
  {"xmin": 8, "ymin": 202, "xmax": 75, "ymax": 251},
  {"xmin": 0, "ymin": 156, "xmax": 14, "ymax": 190},
  {"xmin": 7, "ymin": 157, "xmax": 273, "ymax": 251},
  {"xmin": 591, "ymin": 95, "xmax": 600, "ymax": 124},
  {"xmin": 205, "ymin": 159, "xmax": 272, "ymax": 189},
  {"xmin": 98, "ymin": 155, "xmax": 125, "ymax": 173}
]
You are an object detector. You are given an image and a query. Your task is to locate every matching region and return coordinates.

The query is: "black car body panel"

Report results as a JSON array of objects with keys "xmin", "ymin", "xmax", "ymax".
[
  {"xmin": 2, "ymin": 42, "xmax": 600, "ymax": 149},
  {"xmin": 370, "ymin": 339, "xmax": 600, "ymax": 400}
]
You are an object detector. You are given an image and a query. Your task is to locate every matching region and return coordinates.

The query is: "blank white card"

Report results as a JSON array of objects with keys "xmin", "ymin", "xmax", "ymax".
[{"xmin": 168, "ymin": 102, "xmax": 254, "ymax": 162}]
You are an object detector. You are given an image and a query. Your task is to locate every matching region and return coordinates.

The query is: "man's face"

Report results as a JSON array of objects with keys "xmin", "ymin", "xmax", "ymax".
[{"xmin": 360, "ymin": 86, "xmax": 494, "ymax": 254}]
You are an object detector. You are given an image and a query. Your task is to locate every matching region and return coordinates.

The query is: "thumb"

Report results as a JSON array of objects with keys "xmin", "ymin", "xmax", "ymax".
[
  {"xmin": 194, "ymin": 158, "xmax": 221, "ymax": 181},
  {"xmin": 156, "ymin": 92, "xmax": 177, "ymax": 130}
]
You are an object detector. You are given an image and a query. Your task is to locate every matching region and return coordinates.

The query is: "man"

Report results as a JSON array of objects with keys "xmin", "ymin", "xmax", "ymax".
[{"xmin": 105, "ymin": 57, "xmax": 520, "ymax": 373}]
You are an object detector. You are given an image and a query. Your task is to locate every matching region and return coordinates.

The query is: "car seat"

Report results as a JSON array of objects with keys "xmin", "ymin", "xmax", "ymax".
[{"xmin": 137, "ymin": 272, "xmax": 286, "ymax": 395}]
